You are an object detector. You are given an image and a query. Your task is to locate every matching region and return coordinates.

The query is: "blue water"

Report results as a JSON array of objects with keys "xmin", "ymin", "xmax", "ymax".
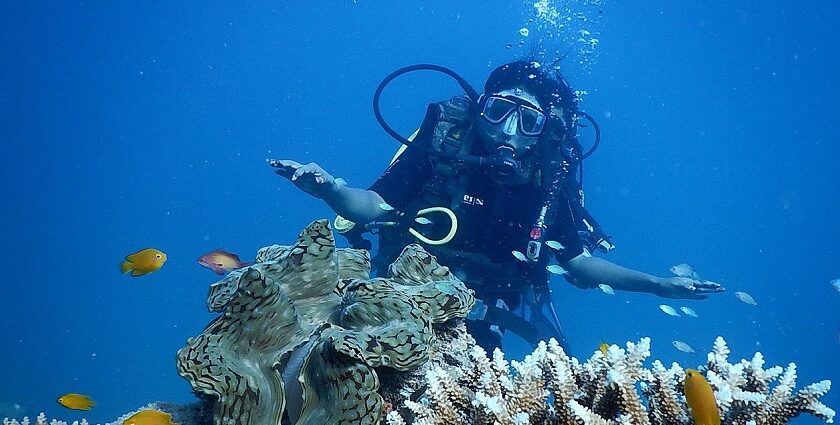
[{"xmin": 1, "ymin": 1, "xmax": 837, "ymax": 423}]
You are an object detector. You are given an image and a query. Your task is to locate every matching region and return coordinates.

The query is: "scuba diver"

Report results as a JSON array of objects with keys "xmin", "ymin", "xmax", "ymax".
[{"xmin": 269, "ymin": 60, "xmax": 724, "ymax": 353}]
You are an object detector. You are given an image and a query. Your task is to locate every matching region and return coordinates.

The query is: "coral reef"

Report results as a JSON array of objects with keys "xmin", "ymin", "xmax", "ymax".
[
  {"xmin": 2, "ymin": 413, "xmax": 92, "ymax": 425},
  {"xmin": 385, "ymin": 335, "xmax": 834, "ymax": 425},
  {"xmin": 176, "ymin": 220, "xmax": 475, "ymax": 425},
  {"xmin": 1, "ymin": 401, "xmax": 212, "ymax": 425},
  {"xmin": 6, "ymin": 221, "xmax": 834, "ymax": 425}
]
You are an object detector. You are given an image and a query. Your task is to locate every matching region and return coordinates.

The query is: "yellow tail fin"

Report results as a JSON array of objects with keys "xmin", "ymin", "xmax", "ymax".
[{"xmin": 120, "ymin": 261, "xmax": 133, "ymax": 273}]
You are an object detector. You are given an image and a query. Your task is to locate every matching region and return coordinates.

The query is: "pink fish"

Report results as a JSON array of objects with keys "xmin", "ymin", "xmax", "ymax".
[{"xmin": 197, "ymin": 249, "xmax": 253, "ymax": 275}]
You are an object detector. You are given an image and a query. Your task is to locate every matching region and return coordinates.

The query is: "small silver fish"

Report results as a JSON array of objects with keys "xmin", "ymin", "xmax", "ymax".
[
  {"xmin": 659, "ymin": 304, "xmax": 680, "ymax": 317},
  {"xmin": 545, "ymin": 240, "xmax": 565, "ymax": 250},
  {"xmin": 334, "ymin": 177, "xmax": 347, "ymax": 186},
  {"xmin": 512, "ymin": 251, "xmax": 528, "ymax": 262},
  {"xmin": 831, "ymin": 279, "xmax": 840, "ymax": 293},
  {"xmin": 414, "ymin": 217, "xmax": 432, "ymax": 225},
  {"xmin": 735, "ymin": 291, "xmax": 758, "ymax": 306},
  {"xmin": 546, "ymin": 264, "xmax": 568, "ymax": 275},
  {"xmin": 672, "ymin": 340, "xmax": 696, "ymax": 353},
  {"xmin": 378, "ymin": 202, "xmax": 395, "ymax": 211},
  {"xmin": 670, "ymin": 263, "xmax": 700, "ymax": 280},
  {"xmin": 679, "ymin": 306, "xmax": 699, "ymax": 317},
  {"xmin": 598, "ymin": 284, "xmax": 615, "ymax": 295}
]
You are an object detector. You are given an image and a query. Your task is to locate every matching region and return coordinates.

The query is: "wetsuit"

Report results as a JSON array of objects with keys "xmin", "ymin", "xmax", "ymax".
[{"xmin": 368, "ymin": 135, "xmax": 585, "ymax": 352}]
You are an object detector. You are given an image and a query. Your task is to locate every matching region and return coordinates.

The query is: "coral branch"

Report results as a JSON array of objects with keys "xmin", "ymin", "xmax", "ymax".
[
  {"xmin": 387, "ymin": 335, "xmax": 834, "ymax": 425},
  {"xmin": 2, "ymin": 413, "xmax": 94, "ymax": 425}
]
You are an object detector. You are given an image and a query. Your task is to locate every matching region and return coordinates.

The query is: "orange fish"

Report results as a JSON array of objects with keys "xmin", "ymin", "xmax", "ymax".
[
  {"xmin": 121, "ymin": 248, "xmax": 167, "ymax": 276},
  {"xmin": 197, "ymin": 249, "xmax": 253, "ymax": 275},
  {"xmin": 122, "ymin": 409, "xmax": 179, "ymax": 425},
  {"xmin": 684, "ymin": 369, "xmax": 721, "ymax": 425}
]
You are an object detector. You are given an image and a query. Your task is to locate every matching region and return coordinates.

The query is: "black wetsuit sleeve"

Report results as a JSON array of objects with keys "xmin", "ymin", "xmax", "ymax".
[
  {"xmin": 548, "ymin": 195, "xmax": 585, "ymax": 263},
  {"xmin": 368, "ymin": 145, "xmax": 434, "ymax": 209}
]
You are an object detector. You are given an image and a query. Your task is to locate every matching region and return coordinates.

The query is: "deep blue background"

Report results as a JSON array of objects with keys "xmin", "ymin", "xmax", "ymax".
[{"xmin": 1, "ymin": 1, "xmax": 838, "ymax": 423}]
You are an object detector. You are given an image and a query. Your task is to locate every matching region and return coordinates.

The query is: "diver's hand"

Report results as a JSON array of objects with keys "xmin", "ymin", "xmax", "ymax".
[
  {"xmin": 657, "ymin": 276, "xmax": 725, "ymax": 300},
  {"xmin": 268, "ymin": 159, "xmax": 339, "ymax": 199}
]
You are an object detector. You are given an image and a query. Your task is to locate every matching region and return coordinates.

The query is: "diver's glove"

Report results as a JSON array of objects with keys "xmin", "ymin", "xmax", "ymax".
[
  {"xmin": 268, "ymin": 159, "xmax": 340, "ymax": 199},
  {"xmin": 657, "ymin": 276, "xmax": 725, "ymax": 300}
]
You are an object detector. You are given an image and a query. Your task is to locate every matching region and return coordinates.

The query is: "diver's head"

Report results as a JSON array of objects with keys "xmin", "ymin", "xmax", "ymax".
[
  {"xmin": 477, "ymin": 60, "xmax": 578, "ymax": 184},
  {"xmin": 476, "ymin": 89, "xmax": 546, "ymax": 157}
]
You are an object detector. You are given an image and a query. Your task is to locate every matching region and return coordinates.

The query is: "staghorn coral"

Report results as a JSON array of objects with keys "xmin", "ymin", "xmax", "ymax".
[
  {"xmin": 389, "ymin": 336, "xmax": 834, "ymax": 425},
  {"xmin": 703, "ymin": 336, "xmax": 835, "ymax": 424},
  {"xmin": 2, "ymin": 413, "xmax": 94, "ymax": 425},
  {"xmin": 176, "ymin": 220, "xmax": 475, "ymax": 425}
]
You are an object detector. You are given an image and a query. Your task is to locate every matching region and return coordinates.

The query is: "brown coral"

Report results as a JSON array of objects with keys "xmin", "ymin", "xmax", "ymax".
[{"xmin": 176, "ymin": 220, "xmax": 474, "ymax": 425}]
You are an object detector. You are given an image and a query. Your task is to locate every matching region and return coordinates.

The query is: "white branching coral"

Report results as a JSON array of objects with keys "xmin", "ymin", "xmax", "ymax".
[
  {"xmin": 2, "ymin": 413, "xmax": 95, "ymax": 425},
  {"xmin": 387, "ymin": 336, "xmax": 835, "ymax": 425},
  {"xmin": 703, "ymin": 337, "xmax": 834, "ymax": 424}
]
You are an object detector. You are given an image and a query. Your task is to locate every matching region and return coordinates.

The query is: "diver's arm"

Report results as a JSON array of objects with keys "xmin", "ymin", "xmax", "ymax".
[
  {"xmin": 269, "ymin": 159, "xmax": 389, "ymax": 224},
  {"xmin": 563, "ymin": 254, "xmax": 664, "ymax": 294},
  {"xmin": 561, "ymin": 254, "xmax": 724, "ymax": 299},
  {"xmin": 321, "ymin": 185, "xmax": 390, "ymax": 224}
]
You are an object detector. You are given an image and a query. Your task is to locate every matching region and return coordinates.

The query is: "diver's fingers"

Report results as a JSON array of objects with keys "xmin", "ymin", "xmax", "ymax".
[
  {"xmin": 293, "ymin": 164, "xmax": 314, "ymax": 179},
  {"xmin": 292, "ymin": 164, "xmax": 312, "ymax": 180},
  {"xmin": 268, "ymin": 159, "xmax": 300, "ymax": 179},
  {"xmin": 291, "ymin": 164, "xmax": 326, "ymax": 182},
  {"xmin": 673, "ymin": 277, "xmax": 697, "ymax": 291},
  {"xmin": 695, "ymin": 281, "xmax": 725, "ymax": 292},
  {"xmin": 696, "ymin": 286, "xmax": 725, "ymax": 293},
  {"xmin": 303, "ymin": 169, "xmax": 325, "ymax": 184},
  {"xmin": 697, "ymin": 288, "xmax": 725, "ymax": 295},
  {"xmin": 268, "ymin": 159, "xmax": 301, "ymax": 169},
  {"xmin": 692, "ymin": 288, "xmax": 724, "ymax": 298}
]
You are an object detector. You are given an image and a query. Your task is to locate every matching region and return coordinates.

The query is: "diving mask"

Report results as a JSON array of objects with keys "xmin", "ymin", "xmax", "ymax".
[
  {"xmin": 477, "ymin": 91, "xmax": 546, "ymax": 185},
  {"xmin": 479, "ymin": 94, "xmax": 548, "ymax": 137}
]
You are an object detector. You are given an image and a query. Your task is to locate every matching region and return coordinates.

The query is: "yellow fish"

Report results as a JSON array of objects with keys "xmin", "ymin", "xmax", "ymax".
[
  {"xmin": 684, "ymin": 369, "xmax": 721, "ymax": 425},
  {"xmin": 121, "ymin": 248, "xmax": 167, "ymax": 276},
  {"xmin": 599, "ymin": 342, "xmax": 609, "ymax": 356},
  {"xmin": 57, "ymin": 393, "xmax": 95, "ymax": 410},
  {"xmin": 122, "ymin": 409, "xmax": 179, "ymax": 425}
]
